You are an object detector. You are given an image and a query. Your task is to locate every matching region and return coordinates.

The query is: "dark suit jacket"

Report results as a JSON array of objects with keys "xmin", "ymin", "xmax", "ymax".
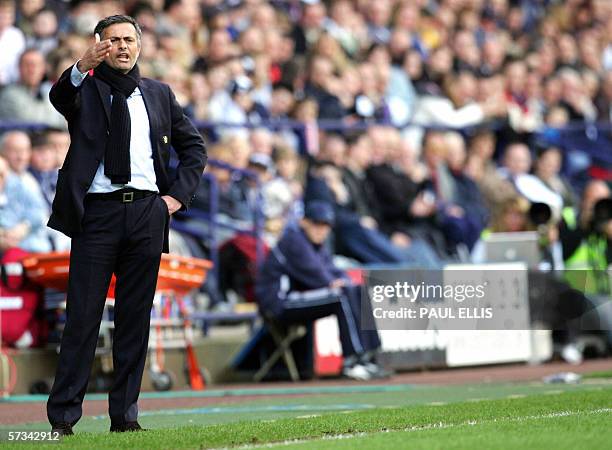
[{"xmin": 48, "ymin": 65, "xmax": 207, "ymax": 252}]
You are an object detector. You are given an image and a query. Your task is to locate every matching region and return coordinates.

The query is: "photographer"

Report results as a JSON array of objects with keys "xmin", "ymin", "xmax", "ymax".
[
  {"xmin": 471, "ymin": 197, "xmax": 563, "ymax": 270},
  {"xmin": 560, "ymin": 180, "xmax": 612, "ymax": 295},
  {"xmin": 561, "ymin": 180, "xmax": 611, "ymax": 295},
  {"xmin": 527, "ymin": 201, "xmax": 565, "ymax": 271},
  {"xmin": 469, "ymin": 196, "xmax": 595, "ymax": 363}
]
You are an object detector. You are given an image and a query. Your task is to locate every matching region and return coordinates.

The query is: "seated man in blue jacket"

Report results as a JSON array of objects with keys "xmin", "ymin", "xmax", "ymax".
[{"xmin": 255, "ymin": 200, "xmax": 388, "ymax": 380}]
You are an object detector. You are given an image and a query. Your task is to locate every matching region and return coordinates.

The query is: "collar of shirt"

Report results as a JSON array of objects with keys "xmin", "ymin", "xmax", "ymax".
[
  {"xmin": 112, "ymin": 87, "xmax": 141, "ymax": 101},
  {"xmin": 128, "ymin": 88, "xmax": 142, "ymax": 99}
]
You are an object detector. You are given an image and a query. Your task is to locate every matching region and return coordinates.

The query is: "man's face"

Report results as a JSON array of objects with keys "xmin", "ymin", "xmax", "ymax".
[
  {"xmin": 19, "ymin": 50, "xmax": 46, "ymax": 88},
  {"xmin": 536, "ymin": 150, "xmax": 561, "ymax": 180},
  {"xmin": 504, "ymin": 144, "xmax": 531, "ymax": 176},
  {"xmin": 234, "ymin": 91, "xmax": 253, "ymax": 111},
  {"xmin": 301, "ymin": 218, "xmax": 331, "ymax": 245},
  {"xmin": 2, "ymin": 133, "xmax": 32, "ymax": 174},
  {"xmin": 0, "ymin": 3, "xmax": 15, "ymax": 31},
  {"xmin": 101, "ymin": 22, "xmax": 141, "ymax": 73},
  {"xmin": 47, "ymin": 131, "xmax": 70, "ymax": 166},
  {"xmin": 582, "ymin": 182, "xmax": 610, "ymax": 219},
  {"xmin": 31, "ymin": 145, "xmax": 57, "ymax": 172}
]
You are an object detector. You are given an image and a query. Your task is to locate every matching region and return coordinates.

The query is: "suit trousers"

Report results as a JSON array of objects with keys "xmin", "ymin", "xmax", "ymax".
[{"xmin": 47, "ymin": 193, "xmax": 168, "ymax": 427}]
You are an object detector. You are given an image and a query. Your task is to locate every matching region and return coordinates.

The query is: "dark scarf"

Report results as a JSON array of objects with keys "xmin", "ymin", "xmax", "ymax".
[{"xmin": 94, "ymin": 61, "xmax": 141, "ymax": 184}]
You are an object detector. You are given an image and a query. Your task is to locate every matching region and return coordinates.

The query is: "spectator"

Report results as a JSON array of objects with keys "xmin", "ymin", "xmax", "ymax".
[
  {"xmin": 183, "ymin": 71, "xmax": 210, "ymax": 121},
  {"xmin": 209, "ymin": 76, "xmax": 269, "ymax": 138},
  {"xmin": 28, "ymin": 130, "xmax": 58, "ymax": 207},
  {"xmin": 26, "ymin": 7, "xmax": 59, "ymax": 56},
  {"xmin": 249, "ymin": 128, "xmax": 274, "ymax": 156},
  {"xmin": 440, "ymin": 132, "xmax": 488, "ymax": 249},
  {"xmin": 325, "ymin": 0, "xmax": 365, "ymax": 57},
  {"xmin": 419, "ymin": 131, "xmax": 483, "ymax": 252},
  {"xmin": 386, "ymin": 49, "xmax": 418, "ymax": 126},
  {"xmin": 1, "ymin": 130, "xmax": 39, "ymax": 193},
  {"xmin": 247, "ymin": 152, "xmax": 294, "ymax": 238},
  {"xmin": 466, "ymin": 130, "xmax": 518, "ymax": 209},
  {"xmin": 350, "ymin": 61, "xmax": 390, "ymax": 122},
  {"xmin": 16, "ymin": 0, "xmax": 45, "ymax": 36},
  {"xmin": 499, "ymin": 142, "xmax": 563, "ymax": 216},
  {"xmin": 318, "ymin": 133, "xmax": 346, "ymax": 167},
  {"xmin": 534, "ymin": 146, "xmax": 577, "ymax": 209},
  {"xmin": 406, "ymin": 70, "xmax": 506, "ymax": 152},
  {"xmin": 365, "ymin": 129, "xmax": 440, "ymax": 249},
  {"xmin": 304, "ymin": 56, "xmax": 346, "ymax": 120},
  {"xmin": 341, "ymin": 133, "xmax": 380, "ymax": 224},
  {"xmin": 272, "ymin": 144, "xmax": 304, "ymax": 203},
  {"xmin": 0, "ymin": 153, "xmax": 51, "ymax": 254},
  {"xmin": 0, "ymin": 0, "xmax": 26, "ymax": 85},
  {"xmin": 557, "ymin": 68, "xmax": 597, "ymax": 121},
  {"xmin": 223, "ymin": 133, "xmax": 251, "ymax": 169},
  {"xmin": 46, "ymin": 128, "xmax": 70, "ymax": 167},
  {"xmin": 365, "ymin": 0, "xmax": 392, "ymax": 44},
  {"xmin": 0, "ymin": 48, "xmax": 66, "ymax": 128},
  {"xmin": 268, "ymin": 82, "xmax": 295, "ymax": 121},
  {"xmin": 505, "ymin": 59, "xmax": 543, "ymax": 132},
  {"xmin": 28, "ymin": 129, "xmax": 71, "ymax": 251},
  {"xmin": 290, "ymin": 0, "xmax": 326, "ymax": 56},
  {"xmin": 192, "ymin": 143, "xmax": 251, "ymax": 225},
  {"xmin": 307, "ymin": 159, "xmax": 439, "ymax": 267}
]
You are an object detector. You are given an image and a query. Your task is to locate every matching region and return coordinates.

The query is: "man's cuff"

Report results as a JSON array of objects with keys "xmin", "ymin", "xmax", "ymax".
[{"xmin": 70, "ymin": 61, "xmax": 88, "ymax": 87}]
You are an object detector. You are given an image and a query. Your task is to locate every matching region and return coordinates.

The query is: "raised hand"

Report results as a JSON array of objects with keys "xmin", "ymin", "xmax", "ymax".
[{"xmin": 76, "ymin": 33, "xmax": 112, "ymax": 73}]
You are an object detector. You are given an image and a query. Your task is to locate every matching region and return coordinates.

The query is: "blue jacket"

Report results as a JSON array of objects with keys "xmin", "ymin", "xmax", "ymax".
[
  {"xmin": 255, "ymin": 224, "xmax": 346, "ymax": 316},
  {"xmin": 0, "ymin": 173, "xmax": 52, "ymax": 253}
]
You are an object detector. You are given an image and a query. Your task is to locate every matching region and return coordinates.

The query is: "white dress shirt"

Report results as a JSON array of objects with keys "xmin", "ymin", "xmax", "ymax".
[
  {"xmin": 0, "ymin": 26, "xmax": 26, "ymax": 85},
  {"xmin": 70, "ymin": 64, "xmax": 159, "ymax": 194}
]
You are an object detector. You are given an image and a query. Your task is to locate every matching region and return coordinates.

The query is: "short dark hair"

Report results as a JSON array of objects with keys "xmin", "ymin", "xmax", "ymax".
[
  {"xmin": 93, "ymin": 15, "xmax": 142, "ymax": 43},
  {"xmin": 31, "ymin": 131, "xmax": 50, "ymax": 149}
]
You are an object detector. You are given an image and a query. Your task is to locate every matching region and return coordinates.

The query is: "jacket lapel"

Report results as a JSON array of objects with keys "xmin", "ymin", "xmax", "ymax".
[
  {"xmin": 93, "ymin": 78, "xmax": 111, "ymax": 124},
  {"xmin": 139, "ymin": 82, "xmax": 159, "ymax": 151}
]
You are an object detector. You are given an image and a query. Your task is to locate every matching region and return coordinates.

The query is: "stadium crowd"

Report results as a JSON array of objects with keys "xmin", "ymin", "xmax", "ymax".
[{"xmin": 0, "ymin": 0, "xmax": 611, "ymax": 359}]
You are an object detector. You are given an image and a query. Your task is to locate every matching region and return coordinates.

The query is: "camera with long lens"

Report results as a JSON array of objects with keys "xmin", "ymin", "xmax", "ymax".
[
  {"xmin": 529, "ymin": 202, "xmax": 553, "ymax": 227},
  {"xmin": 527, "ymin": 202, "xmax": 560, "ymax": 270},
  {"xmin": 591, "ymin": 197, "xmax": 612, "ymax": 235},
  {"xmin": 528, "ymin": 202, "xmax": 557, "ymax": 250}
]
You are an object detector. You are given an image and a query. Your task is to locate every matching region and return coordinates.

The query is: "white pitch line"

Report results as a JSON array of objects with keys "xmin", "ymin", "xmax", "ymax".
[{"xmin": 210, "ymin": 408, "xmax": 612, "ymax": 450}]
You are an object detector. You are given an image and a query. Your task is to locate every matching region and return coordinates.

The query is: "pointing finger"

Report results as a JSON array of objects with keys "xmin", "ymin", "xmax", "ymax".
[{"xmin": 95, "ymin": 33, "xmax": 100, "ymax": 44}]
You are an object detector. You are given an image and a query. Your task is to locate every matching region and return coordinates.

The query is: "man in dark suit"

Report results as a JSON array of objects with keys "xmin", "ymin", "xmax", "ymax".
[{"xmin": 46, "ymin": 15, "xmax": 206, "ymax": 435}]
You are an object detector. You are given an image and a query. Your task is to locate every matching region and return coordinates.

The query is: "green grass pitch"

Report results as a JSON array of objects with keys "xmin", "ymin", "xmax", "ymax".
[{"xmin": 1, "ymin": 380, "xmax": 611, "ymax": 449}]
